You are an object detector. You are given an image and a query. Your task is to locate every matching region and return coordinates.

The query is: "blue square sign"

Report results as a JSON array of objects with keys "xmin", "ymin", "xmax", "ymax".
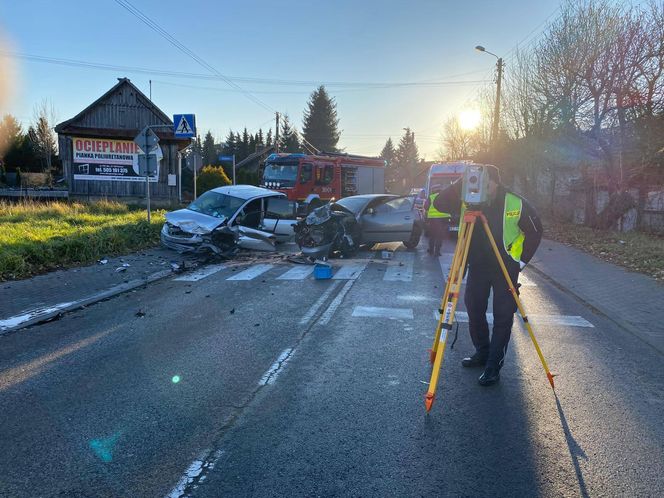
[{"xmin": 173, "ymin": 114, "xmax": 196, "ymax": 138}]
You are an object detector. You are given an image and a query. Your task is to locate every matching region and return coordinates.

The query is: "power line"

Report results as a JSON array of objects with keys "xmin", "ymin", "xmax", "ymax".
[
  {"xmin": 0, "ymin": 50, "xmax": 490, "ymax": 91},
  {"xmin": 113, "ymin": 0, "xmax": 275, "ymax": 113}
]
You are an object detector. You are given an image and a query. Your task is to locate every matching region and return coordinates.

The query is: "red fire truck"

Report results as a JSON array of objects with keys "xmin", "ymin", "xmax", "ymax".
[{"xmin": 260, "ymin": 152, "xmax": 386, "ymax": 210}]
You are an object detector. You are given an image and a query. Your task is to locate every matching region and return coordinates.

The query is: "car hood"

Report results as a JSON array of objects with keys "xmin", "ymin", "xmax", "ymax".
[{"xmin": 164, "ymin": 209, "xmax": 227, "ymax": 234}]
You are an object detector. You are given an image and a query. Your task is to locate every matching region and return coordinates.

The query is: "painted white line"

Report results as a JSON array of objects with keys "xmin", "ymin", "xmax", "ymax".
[
  {"xmin": 226, "ymin": 264, "xmax": 273, "ymax": 281},
  {"xmin": 166, "ymin": 449, "xmax": 224, "ymax": 498},
  {"xmin": 433, "ymin": 311, "xmax": 594, "ymax": 328},
  {"xmin": 319, "ymin": 279, "xmax": 355, "ymax": 325},
  {"xmin": 352, "ymin": 306, "xmax": 414, "ymax": 320},
  {"xmin": 0, "ymin": 302, "xmax": 75, "ymax": 332},
  {"xmin": 383, "ymin": 252, "xmax": 414, "ymax": 282},
  {"xmin": 174, "ymin": 264, "xmax": 225, "ymax": 282},
  {"xmin": 276, "ymin": 265, "xmax": 315, "ymax": 280},
  {"xmin": 299, "ymin": 281, "xmax": 341, "ymax": 324},
  {"xmin": 259, "ymin": 348, "xmax": 294, "ymax": 385},
  {"xmin": 332, "ymin": 262, "xmax": 367, "ymax": 280},
  {"xmin": 438, "ymin": 253, "xmax": 536, "ymax": 287}
]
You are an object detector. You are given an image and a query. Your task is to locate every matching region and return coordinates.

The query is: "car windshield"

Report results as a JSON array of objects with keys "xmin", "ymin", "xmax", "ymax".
[
  {"xmin": 263, "ymin": 163, "xmax": 298, "ymax": 187},
  {"xmin": 334, "ymin": 196, "xmax": 373, "ymax": 214},
  {"xmin": 187, "ymin": 191, "xmax": 245, "ymax": 219}
]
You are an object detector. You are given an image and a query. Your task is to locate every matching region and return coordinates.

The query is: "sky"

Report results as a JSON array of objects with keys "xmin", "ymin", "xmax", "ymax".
[{"xmin": 0, "ymin": 0, "xmax": 565, "ymax": 159}]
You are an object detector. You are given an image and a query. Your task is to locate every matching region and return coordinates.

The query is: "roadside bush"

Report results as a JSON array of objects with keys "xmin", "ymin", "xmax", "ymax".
[{"xmin": 197, "ymin": 165, "xmax": 231, "ymax": 195}]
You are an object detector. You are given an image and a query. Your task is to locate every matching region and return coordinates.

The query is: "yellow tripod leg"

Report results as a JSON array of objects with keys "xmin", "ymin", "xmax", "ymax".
[
  {"xmin": 479, "ymin": 216, "xmax": 556, "ymax": 390},
  {"xmin": 425, "ymin": 219, "xmax": 476, "ymax": 412},
  {"xmin": 429, "ymin": 219, "xmax": 468, "ymax": 363}
]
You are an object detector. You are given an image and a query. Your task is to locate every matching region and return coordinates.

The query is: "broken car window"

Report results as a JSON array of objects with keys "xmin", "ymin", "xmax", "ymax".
[{"xmin": 187, "ymin": 191, "xmax": 245, "ymax": 220}]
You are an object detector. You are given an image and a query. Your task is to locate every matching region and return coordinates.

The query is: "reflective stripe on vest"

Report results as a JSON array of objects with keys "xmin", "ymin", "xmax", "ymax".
[
  {"xmin": 427, "ymin": 194, "xmax": 450, "ymax": 219},
  {"xmin": 503, "ymin": 192, "xmax": 525, "ymax": 262}
]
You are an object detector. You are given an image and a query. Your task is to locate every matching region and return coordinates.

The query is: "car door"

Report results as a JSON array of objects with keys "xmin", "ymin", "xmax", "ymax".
[
  {"xmin": 260, "ymin": 196, "xmax": 298, "ymax": 242},
  {"xmin": 360, "ymin": 196, "xmax": 416, "ymax": 243}
]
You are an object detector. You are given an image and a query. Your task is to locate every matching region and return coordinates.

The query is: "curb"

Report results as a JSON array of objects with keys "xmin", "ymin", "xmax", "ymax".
[
  {"xmin": 0, "ymin": 268, "xmax": 177, "ymax": 336},
  {"xmin": 529, "ymin": 263, "xmax": 663, "ymax": 356}
]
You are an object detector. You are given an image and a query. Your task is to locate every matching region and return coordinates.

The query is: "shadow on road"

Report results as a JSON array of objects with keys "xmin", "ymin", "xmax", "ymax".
[{"xmin": 555, "ymin": 392, "xmax": 590, "ymax": 498}]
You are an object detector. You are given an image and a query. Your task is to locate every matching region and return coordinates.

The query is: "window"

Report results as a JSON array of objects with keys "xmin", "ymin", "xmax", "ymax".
[
  {"xmin": 374, "ymin": 197, "xmax": 413, "ymax": 214},
  {"xmin": 187, "ymin": 191, "xmax": 244, "ymax": 220},
  {"xmin": 315, "ymin": 165, "xmax": 334, "ymax": 185},
  {"xmin": 299, "ymin": 163, "xmax": 313, "ymax": 184}
]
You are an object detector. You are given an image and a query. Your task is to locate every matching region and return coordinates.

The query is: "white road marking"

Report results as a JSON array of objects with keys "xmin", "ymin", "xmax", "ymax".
[
  {"xmin": 0, "ymin": 302, "xmax": 75, "ymax": 332},
  {"xmin": 299, "ymin": 281, "xmax": 341, "ymax": 324},
  {"xmin": 277, "ymin": 265, "xmax": 315, "ymax": 280},
  {"xmin": 226, "ymin": 264, "xmax": 273, "ymax": 281},
  {"xmin": 332, "ymin": 262, "xmax": 367, "ymax": 280},
  {"xmin": 174, "ymin": 264, "xmax": 225, "ymax": 282},
  {"xmin": 319, "ymin": 280, "xmax": 355, "ymax": 325},
  {"xmin": 433, "ymin": 310, "xmax": 594, "ymax": 327},
  {"xmin": 437, "ymin": 253, "xmax": 536, "ymax": 286},
  {"xmin": 166, "ymin": 449, "xmax": 225, "ymax": 498},
  {"xmin": 352, "ymin": 306, "xmax": 414, "ymax": 320},
  {"xmin": 259, "ymin": 348, "xmax": 294, "ymax": 385},
  {"xmin": 383, "ymin": 252, "xmax": 414, "ymax": 281}
]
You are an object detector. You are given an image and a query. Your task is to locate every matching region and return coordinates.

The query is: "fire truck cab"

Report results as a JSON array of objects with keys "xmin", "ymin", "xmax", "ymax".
[{"xmin": 261, "ymin": 153, "xmax": 386, "ymax": 211}]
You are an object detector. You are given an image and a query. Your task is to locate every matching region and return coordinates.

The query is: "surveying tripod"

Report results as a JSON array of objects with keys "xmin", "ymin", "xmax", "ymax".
[{"xmin": 425, "ymin": 210, "xmax": 555, "ymax": 412}]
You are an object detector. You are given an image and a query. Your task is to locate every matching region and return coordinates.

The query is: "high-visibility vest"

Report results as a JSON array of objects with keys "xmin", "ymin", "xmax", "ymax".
[
  {"xmin": 427, "ymin": 193, "xmax": 450, "ymax": 219},
  {"xmin": 460, "ymin": 192, "xmax": 525, "ymax": 262},
  {"xmin": 503, "ymin": 192, "xmax": 525, "ymax": 262}
]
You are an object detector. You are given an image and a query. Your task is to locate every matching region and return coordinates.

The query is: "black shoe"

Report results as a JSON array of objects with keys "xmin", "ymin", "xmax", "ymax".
[
  {"xmin": 461, "ymin": 353, "xmax": 487, "ymax": 368},
  {"xmin": 478, "ymin": 367, "xmax": 500, "ymax": 386}
]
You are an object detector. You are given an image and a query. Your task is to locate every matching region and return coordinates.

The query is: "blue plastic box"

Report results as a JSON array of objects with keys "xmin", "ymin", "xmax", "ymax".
[{"xmin": 314, "ymin": 263, "xmax": 333, "ymax": 280}]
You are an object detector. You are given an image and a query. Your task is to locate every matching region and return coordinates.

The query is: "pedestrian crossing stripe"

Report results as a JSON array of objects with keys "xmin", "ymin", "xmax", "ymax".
[{"xmin": 433, "ymin": 310, "xmax": 594, "ymax": 328}]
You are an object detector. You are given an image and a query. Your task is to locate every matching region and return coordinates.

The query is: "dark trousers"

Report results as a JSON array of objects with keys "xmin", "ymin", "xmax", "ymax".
[
  {"xmin": 427, "ymin": 218, "xmax": 447, "ymax": 255},
  {"xmin": 464, "ymin": 263, "xmax": 520, "ymax": 369}
]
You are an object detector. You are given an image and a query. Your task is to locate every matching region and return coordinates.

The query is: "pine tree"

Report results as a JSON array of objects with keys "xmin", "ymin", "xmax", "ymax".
[
  {"xmin": 266, "ymin": 128, "xmax": 273, "ymax": 147},
  {"xmin": 239, "ymin": 128, "xmax": 250, "ymax": 160},
  {"xmin": 0, "ymin": 114, "xmax": 23, "ymax": 161},
  {"xmin": 279, "ymin": 115, "xmax": 301, "ymax": 153},
  {"xmin": 202, "ymin": 131, "xmax": 216, "ymax": 166},
  {"xmin": 380, "ymin": 138, "xmax": 398, "ymax": 190},
  {"xmin": 222, "ymin": 130, "xmax": 237, "ymax": 157},
  {"xmin": 302, "ymin": 85, "xmax": 340, "ymax": 152},
  {"xmin": 256, "ymin": 129, "xmax": 264, "ymax": 149},
  {"xmin": 394, "ymin": 128, "xmax": 419, "ymax": 193}
]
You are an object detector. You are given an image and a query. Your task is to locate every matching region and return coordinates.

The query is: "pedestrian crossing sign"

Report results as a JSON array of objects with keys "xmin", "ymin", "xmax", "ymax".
[{"xmin": 173, "ymin": 114, "xmax": 196, "ymax": 138}]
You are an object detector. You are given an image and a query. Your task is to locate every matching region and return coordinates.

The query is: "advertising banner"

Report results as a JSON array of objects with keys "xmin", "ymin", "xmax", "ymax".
[{"xmin": 72, "ymin": 137, "xmax": 162, "ymax": 182}]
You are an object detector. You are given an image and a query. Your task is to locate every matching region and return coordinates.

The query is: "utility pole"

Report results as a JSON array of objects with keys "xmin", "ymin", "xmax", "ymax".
[
  {"xmin": 491, "ymin": 58, "xmax": 503, "ymax": 146},
  {"xmin": 275, "ymin": 112, "xmax": 280, "ymax": 153}
]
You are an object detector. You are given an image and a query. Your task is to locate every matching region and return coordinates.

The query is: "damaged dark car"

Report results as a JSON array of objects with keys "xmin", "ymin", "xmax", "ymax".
[{"xmin": 294, "ymin": 194, "xmax": 422, "ymax": 259}]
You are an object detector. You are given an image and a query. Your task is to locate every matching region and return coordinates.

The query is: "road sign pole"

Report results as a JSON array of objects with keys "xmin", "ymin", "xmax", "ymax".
[
  {"xmin": 232, "ymin": 154, "xmax": 236, "ymax": 185},
  {"xmin": 194, "ymin": 154, "xmax": 198, "ymax": 199},
  {"xmin": 145, "ymin": 128, "xmax": 151, "ymax": 223}
]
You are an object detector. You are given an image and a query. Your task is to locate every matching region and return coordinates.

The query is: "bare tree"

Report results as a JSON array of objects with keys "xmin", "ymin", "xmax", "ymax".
[
  {"xmin": 439, "ymin": 117, "xmax": 477, "ymax": 160},
  {"xmin": 31, "ymin": 99, "xmax": 58, "ymax": 173}
]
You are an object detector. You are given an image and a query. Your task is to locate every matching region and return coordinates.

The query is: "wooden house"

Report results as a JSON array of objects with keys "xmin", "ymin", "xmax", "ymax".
[{"xmin": 55, "ymin": 77, "xmax": 191, "ymax": 204}]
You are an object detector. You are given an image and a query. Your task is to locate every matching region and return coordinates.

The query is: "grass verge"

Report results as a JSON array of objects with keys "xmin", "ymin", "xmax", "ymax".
[
  {"xmin": 0, "ymin": 200, "xmax": 165, "ymax": 281},
  {"xmin": 545, "ymin": 219, "xmax": 664, "ymax": 281}
]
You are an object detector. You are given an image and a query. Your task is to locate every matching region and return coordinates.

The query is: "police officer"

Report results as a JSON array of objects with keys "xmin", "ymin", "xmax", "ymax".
[
  {"xmin": 425, "ymin": 192, "xmax": 450, "ymax": 257},
  {"xmin": 433, "ymin": 165, "xmax": 542, "ymax": 386}
]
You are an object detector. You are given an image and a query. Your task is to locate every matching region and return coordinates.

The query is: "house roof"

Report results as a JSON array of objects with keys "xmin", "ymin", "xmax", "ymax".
[{"xmin": 55, "ymin": 78, "xmax": 187, "ymax": 144}]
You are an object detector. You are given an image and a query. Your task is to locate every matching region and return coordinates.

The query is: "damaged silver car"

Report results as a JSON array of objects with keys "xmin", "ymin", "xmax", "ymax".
[
  {"xmin": 294, "ymin": 194, "xmax": 422, "ymax": 259},
  {"xmin": 161, "ymin": 185, "xmax": 298, "ymax": 257}
]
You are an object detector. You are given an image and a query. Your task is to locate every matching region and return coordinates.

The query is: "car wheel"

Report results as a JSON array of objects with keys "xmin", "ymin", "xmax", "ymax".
[{"xmin": 403, "ymin": 225, "xmax": 421, "ymax": 250}]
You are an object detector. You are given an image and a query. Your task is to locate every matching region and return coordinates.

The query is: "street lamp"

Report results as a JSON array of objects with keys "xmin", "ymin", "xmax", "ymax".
[{"xmin": 475, "ymin": 45, "xmax": 503, "ymax": 147}]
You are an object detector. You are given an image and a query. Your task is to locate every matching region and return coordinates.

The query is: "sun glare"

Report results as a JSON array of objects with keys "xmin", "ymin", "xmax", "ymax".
[{"xmin": 458, "ymin": 109, "xmax": 481, "ymax": 131}]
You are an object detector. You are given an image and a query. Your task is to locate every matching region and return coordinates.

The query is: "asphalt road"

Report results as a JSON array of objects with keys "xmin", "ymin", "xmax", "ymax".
[{"xmin": 1, "ymin": 241, "xmax": 662, "ymax": 497}]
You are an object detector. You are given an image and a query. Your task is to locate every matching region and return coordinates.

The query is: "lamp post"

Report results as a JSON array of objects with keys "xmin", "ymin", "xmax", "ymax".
[{"xmin": 475, "ymin": 45, "xmax": 503, "ymax": 147}]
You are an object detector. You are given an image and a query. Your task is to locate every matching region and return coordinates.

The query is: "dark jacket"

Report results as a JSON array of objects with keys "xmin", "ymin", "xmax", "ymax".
[{"xmin": 433, "ymin": 180, "xmax": 543, "ymax": 271}]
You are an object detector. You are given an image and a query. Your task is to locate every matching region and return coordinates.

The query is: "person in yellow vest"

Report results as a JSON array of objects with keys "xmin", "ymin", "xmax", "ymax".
[
  {"xmin": 424, "ymin": 192, "xmax": 451, "ymax": 257},
  {"xmin": 433, "ymin": 165, "xmax": 542, "ymax": 386}
]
